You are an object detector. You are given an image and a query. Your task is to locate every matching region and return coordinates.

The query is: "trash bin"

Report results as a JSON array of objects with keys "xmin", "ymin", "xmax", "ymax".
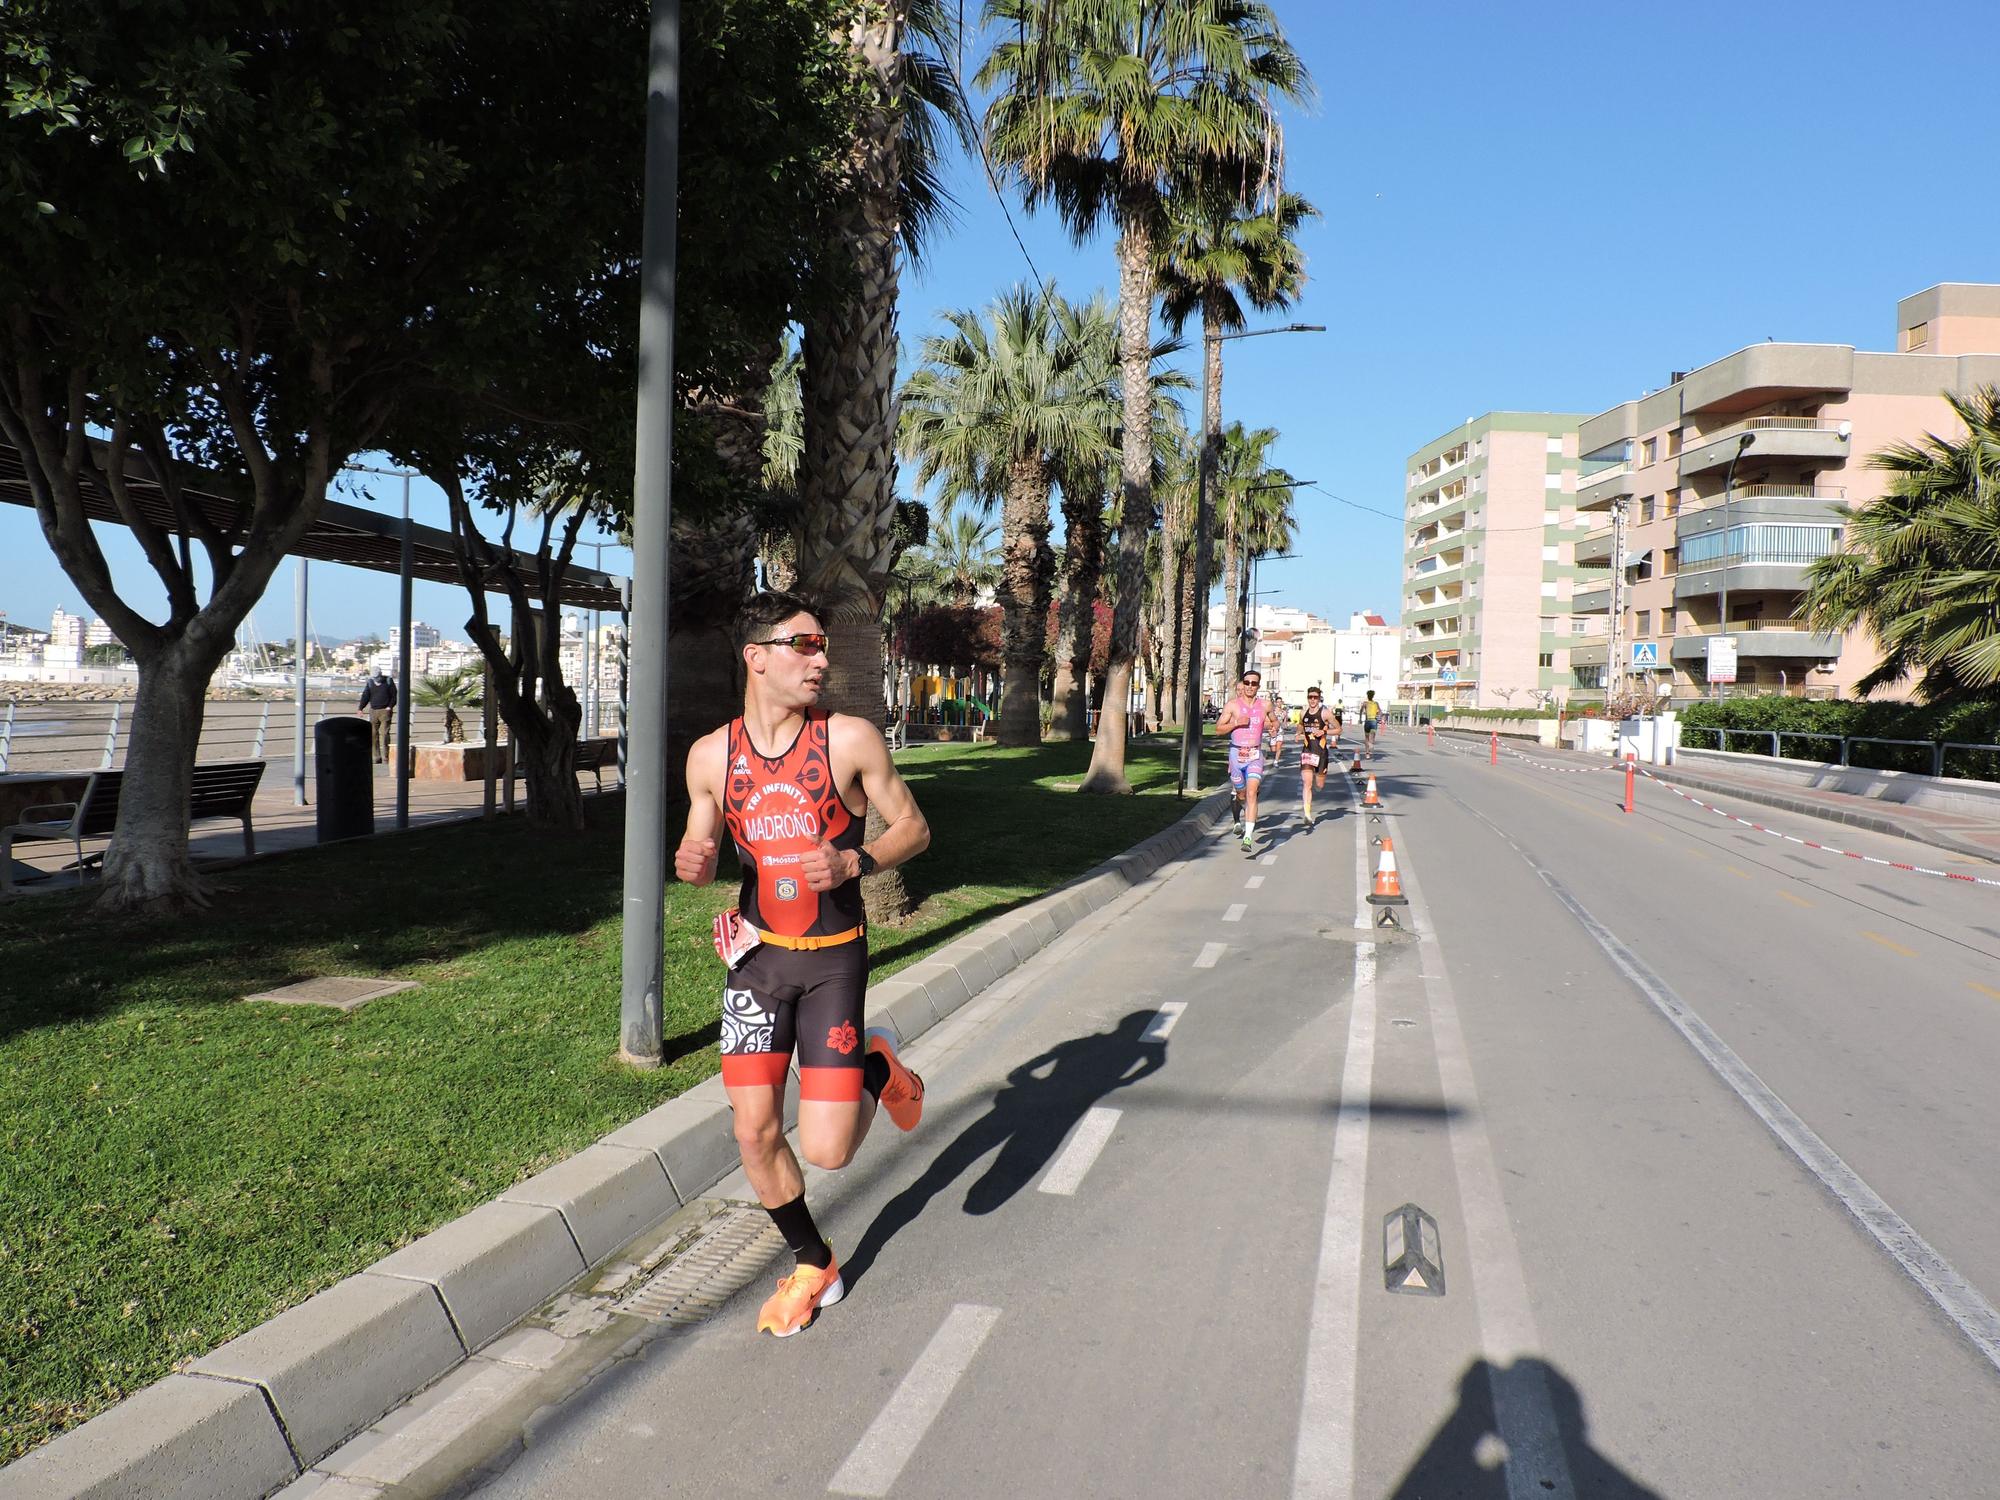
[{"xmin": 315, "ymin": 716, "xmax": 374, "ymax": 842}]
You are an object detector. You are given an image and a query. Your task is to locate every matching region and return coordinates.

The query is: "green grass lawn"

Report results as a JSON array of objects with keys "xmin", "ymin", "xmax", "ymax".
[{"xmin": 0, "ymin": 733, "xmax": 1221, "ymax": 1460}]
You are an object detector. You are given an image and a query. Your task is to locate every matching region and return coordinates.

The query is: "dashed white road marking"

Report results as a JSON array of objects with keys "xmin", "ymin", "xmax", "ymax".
[
  {"xmin": 1194, "ymin": 942, "xmax": 1227, "ymax": 969},
  {"xmin": 828, "ymin": 1304, "xmax": 1002, "ymax": 1496},
  {"xmin": 1143, "ymin": 1001, "xmax": 1187, "ymax": 1041},
  {"xmin": 1223, "ymin": 903, "xmax": 1247, "ymax": 922},
  {"xmin": 1247, "ymin": 875, "xmax": 1266, "ymax": 889},
  {"xmin": 1260, "ymin": 854, "xmax": 1277, "ymax": 866},
  {"xmin": 1036, "ymin": 1106, "xmax": 1122, "ymax": 1196}
]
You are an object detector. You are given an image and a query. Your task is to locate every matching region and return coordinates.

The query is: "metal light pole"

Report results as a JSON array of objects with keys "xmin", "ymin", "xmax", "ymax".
[
  {"xmin": 293, "ymin": 557, "xmax": 309, "ymax": 806},
  {"xmin": 1177, "ymin": 322, "xmax": 1324, "ymax": 796},
  {"xmin": 1715, "ymin": 431, "xmax": 1755, "ymax": 700},
  {"xmin": 619, "ymin": 0, "xmax": 681, "ymax": 1068},
  {"xmin": 396, "ymin": 471, "xmax": 413, "ymax": 830}
]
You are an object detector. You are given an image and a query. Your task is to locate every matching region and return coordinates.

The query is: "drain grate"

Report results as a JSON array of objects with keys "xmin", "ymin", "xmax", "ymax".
[{"xmin": 615, "ymin": 1203, "xmax": 786, "ymax": 1327}]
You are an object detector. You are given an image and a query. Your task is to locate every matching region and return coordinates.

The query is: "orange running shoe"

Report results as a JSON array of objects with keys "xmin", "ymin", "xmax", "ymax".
[
  {"xmin": 757, "ymin": 1257, "xmax": 844, "ymax": 1337},
  {"xmin": 866, "ymin": 1026, "xmax": 924, "ymax": 1132}
]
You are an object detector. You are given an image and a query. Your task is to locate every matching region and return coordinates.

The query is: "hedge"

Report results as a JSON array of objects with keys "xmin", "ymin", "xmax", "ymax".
[{"xmin": 1677, "ymin": 695, "xmax": 2000, "ymax": 778}]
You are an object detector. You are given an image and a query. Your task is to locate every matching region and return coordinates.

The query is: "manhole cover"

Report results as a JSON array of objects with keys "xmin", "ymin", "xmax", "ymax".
[
  {"xmin": 243, "ymin": 977, "xmax": 418, "ymax": 1011},
  {"xmin": 616, "ymin": 1203, "xmax": 785, "ymax": 1327}
]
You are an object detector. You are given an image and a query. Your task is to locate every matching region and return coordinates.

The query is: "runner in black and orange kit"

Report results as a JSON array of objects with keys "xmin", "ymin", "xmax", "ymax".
[{"xmin": 675, "ymin": 591, "xmax": 931, "ymax": 1337}]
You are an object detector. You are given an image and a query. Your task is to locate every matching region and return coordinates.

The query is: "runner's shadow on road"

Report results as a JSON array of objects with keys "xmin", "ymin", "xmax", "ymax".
[
  {"xmin": 1388, "ymin": 1357, "xmax": 1666, "ymax": 1499},
  {"xmin": 842, "ymin": 1009, "xmax": 1165, "ymax": 1290}
]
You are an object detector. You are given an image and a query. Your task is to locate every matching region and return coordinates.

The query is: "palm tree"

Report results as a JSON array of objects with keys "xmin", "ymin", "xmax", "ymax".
[
  {"xmin": 931, "ymin": 511, "xmax": 1003, "ymax": 604},
  {"xmin": 1156, "ymin": 181, "xmax": 1316, "ymax": 722},
  {"xmin": 1211, "ymin": 422, "xmax": 1293, "ymax": 677},
  {"xmin": 981, "ymin": 0, "xmax": 1311, "ymax": 793},
  {"xmin": 413, "ymin": 665, "xmax": 485, "ymax": 744},
  {"xmin": 790, "ymin": 0, "xmax": 969, "ymax": 921},
  {"xmin": 1802, "ymin": 386, "xmax": 2000, "ymax": 697},
  {"xmin": 900, "ymin": 285, "xmax": 1104, "ymax": 745}
]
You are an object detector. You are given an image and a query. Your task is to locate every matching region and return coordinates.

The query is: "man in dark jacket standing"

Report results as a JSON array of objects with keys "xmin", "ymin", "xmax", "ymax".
[{"xmin": 359, "ymin": 672, "xmax": 397, "ymax": 763}]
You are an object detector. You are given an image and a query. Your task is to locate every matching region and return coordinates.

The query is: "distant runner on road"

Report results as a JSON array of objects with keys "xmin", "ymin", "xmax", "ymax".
[
  {"xmin": 1215, "ymin": 668, "xmax": 1280, "ymax": 854},
  {"xmin": 1298, "ymin": 687, "xmax": 1332, "ymax": 827},
  {"xmin": 676, "ymin": 590, "xmax": 931, "ymax": 1338},
  {"xmin": 1362, "ymin": 689, "xmax": 1383, "ymax": 759}
]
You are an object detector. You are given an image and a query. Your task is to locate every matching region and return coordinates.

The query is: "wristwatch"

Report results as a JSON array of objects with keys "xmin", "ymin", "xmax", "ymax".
[{"xmin": 854, "ymin": 848, "xmax": 879, "ymax": 878}]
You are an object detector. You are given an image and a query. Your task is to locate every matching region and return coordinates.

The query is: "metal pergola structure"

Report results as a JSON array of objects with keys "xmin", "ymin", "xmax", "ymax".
[
  {"xmin": 2, "ymin": 436, "xmax": 631, "ymax": 825},
  {"xmin": 0, "ymin": 439, "xmax": 626, "ymax": 612}
]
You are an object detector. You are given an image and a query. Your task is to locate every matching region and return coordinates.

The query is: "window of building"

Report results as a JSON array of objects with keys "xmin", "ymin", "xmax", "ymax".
[
  {"xmin": 1639, "ymin": 437, "xmax": 1657, "ymax": 466},
  {"xmin": 1902, "ymin": 322, "xmax": 1929, "ymax": 352},
  {"xmin": 1638, "ymin": 498, "xmax": 1655, "ymax": 524},
  {"xmin": 1661, "ymin": 491, "xmax": 1680, "ymax": 518},
  {"xmin": 1635, "ymin": 609, "xmax": 1652, "ymax": 635},
  {"xmin": 1538, "ymin": 652, "xmax": 1554, "ymax": 668},
  {"xmin": 1664, "ymin": 429, "xmax": 1682, "ymax": 459},
  {"xmin": 1543, "ymin": 509, "xmax": 1559, "ymax": 525},
  {"xmin": 1546, "ymin": 437, "xmax": 1563, "ymax": 454},
  {"xmin": 1539, "ymin": 615, "xmax": 1559, "ymax": 632},
  {"xmin": 1661, "ymin": 547, "xmax": 1677, "ymax": 577},
  {"xmin": 1544, "ymin": 473, "xmax": 1562, "ymax": 490}
]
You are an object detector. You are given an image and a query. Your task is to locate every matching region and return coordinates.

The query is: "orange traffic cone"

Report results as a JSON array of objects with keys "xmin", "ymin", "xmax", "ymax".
[
  {"xmin": 1367, "ymin": 836, "xmax": 1407, "ymax": 906},
  {"xmin": 1363, "ymin": 774, "xmax": 1381, "ymax": 807},
  {"xmin": 1349, "ymin": 750, "xmax": 1364, "ymax": 777}
]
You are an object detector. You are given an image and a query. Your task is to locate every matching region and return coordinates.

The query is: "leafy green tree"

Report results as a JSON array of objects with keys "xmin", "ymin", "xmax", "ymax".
[
  {"xmin": 1214, "ymin": 422, "xmax": 1295, "ymax": 679},
  {"xmin": 980, "ymin": 0, "xmax": 1311, "ymax": 791},
  {"xmin": 1802, "ymin": 387, "xmax": 2000, "ymax": 699}
]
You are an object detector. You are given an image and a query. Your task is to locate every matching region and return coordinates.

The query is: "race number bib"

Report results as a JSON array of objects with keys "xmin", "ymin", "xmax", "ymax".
[
  {"xmin": 712, "ymin": 909, "xmax": 763, "ymax": 969},
  {"xmin": 1300, "ymin": 752, "xmax": 1320, "ymax": 768}
]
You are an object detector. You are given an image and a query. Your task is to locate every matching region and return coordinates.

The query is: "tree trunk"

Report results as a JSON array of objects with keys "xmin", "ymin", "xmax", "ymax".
[
  {"xmin": 1050, "ymin": 467, "xmax": 1103, "ymax": 741},
  {"xmin": 514, "ymin": 700, "xmax": 585, "ymax": 830},
  {"xmin": 95, "ymin": 642, "xmax": 224, "ymax": 912},
  {"xmin": 1221, "ymin": 512, "xmax": 1242, "ymax": 686},
  {"xmin": 992, "ymin": 452, "xmax": 1056, "ymax": 748},
  {"xmin": 1080, "ymin": 206, "xmax": 1157, "ymax": 796},
  {"xmin": 793, "ymin": 0, "xmax": 914, "ymax": 921}
]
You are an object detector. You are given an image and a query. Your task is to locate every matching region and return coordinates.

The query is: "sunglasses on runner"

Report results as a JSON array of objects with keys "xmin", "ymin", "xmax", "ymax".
[{"xmin": 757, "ymin": 633, "xmax": 830, "ymax": 655}]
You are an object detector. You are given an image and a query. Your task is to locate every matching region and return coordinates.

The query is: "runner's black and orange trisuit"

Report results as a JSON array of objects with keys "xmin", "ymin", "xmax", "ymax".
[{"xmin": 718, "ymin": 710, "xmax": 871, "ymax": 1102}]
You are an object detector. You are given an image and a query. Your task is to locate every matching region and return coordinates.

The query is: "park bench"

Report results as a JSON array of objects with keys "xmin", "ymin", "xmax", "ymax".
[
  {"xmin": 0, "ymin": 759, "xmax": 266, "ymax": 896},
  {"xmin": 508, "ymin": 738, "xmax": 621, "ymax": 792}
]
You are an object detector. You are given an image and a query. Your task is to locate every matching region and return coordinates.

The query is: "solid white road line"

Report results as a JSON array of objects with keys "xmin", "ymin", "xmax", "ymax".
[
  {"xmin": 1036, "ymin": 1106, "xmax": 1123, "ymax": 1196},
  {"xmin": 1292, "ymin": 770, "xmax": 1375, "ymax": 1500},
  {"xmin": 1194, "ymin": 942, "xmax": 1227, "ymax": 969},
  {"xmin": 1224, "ymin": 903, "xmax": 1247, "ymax": 922},
  {"xmin": 828, "ymin": 1304, "xmax": 1002, "ymax": 1497},
  {"xmin": 1449, "ymin": 793, "xmax": 2000, "ymax": 1377},
  {"xmin": 1247, "ymin": 875, "xmax": 1266, "ymax": 889},
  {"xmin": 1143, "ymin": 1001, "xmax": 1187, "ymax": 1041},
  {"xmin": 1391, "ymin": 817, "xmax": 1576, "ymax": 1500}
]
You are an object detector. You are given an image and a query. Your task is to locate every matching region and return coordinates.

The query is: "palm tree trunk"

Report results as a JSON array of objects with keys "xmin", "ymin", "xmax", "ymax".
[
  {"xmin": 1222, "ymin": 511, "xmax": 1242, "ymax": 684},
  {"xmin": 1080, "ymin": 204, "xmax": 1157, "ymax": 795},
  {"xmin": 996, "ymin": 454, "xmax": 1053, "ymax": 746},
  {"xmin": 793, "ymin": 0, "xmax": 913, "ymax": 921},
  {"xmin": 1050, "ymin": 468, "xmax": 1103, "ymax": 740}
]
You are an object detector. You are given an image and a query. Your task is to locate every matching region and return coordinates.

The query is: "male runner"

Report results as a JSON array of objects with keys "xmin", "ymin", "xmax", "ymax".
[
  {"xmin": 1298, "ymin": 687, "xmax": 1332, "ymax": 827},
  {"xmin": 1215, "ymin": 669, "xmax": 1280, "ymax": 854},
  {"xmin": 675, "ymin": 591, "xmax": 931, "ymax": 1337},
  {"xmin": 1362, "ymin": 689, "xmax": 1383, "ymax": 758}
]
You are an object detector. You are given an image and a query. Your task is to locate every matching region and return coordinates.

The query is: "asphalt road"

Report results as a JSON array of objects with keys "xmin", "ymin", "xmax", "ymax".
[{"xmin": 443, "ymin": 727, "xmax": 2000, "ymax": 1499}]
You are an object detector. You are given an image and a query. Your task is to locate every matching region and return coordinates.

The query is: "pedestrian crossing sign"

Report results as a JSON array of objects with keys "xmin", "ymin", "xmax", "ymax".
[{"xmin": 1630, "ymin": 641, "xmax": 1659, "ymax": 667}]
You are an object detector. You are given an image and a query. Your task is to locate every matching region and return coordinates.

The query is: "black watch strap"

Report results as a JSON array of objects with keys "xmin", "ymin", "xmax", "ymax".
[{"xmin": 855, "ymin": 848, "xmax": 878, "ymax": 877}]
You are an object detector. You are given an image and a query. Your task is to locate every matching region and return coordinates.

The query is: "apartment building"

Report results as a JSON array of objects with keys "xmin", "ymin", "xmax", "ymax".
[
  {"xmin": 1573, "ymin": 284, "xmax": 2000, "ymax": 699},
  {"xmin": 1400, "ymin": 413, "xmax": 1590, "ymax": 708}
]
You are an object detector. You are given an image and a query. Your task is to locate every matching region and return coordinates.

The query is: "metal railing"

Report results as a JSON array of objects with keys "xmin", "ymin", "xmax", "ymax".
[
  {"xmin": 1679, "ymin": 725, "xmax": 2000, "ymax": 780},
  {"xmin": 1703, "ymin": 415, "xmax": 1846, "ymax": 440},
  {"xmin": 0, "ymin": 699, "xmax": 501, "ymax": 776},
  {"xmin": 1676, "ymin": 618, "xmax": 1816, "ymax": 635}
]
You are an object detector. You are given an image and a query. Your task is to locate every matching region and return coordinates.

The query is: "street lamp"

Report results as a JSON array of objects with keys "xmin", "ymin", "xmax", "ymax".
[
  {"xmin": 1714, "ymin": 430, "xmax": 1755, "ymax": 699},
  {"xmin": 1178, "ymin": 323, "xmax": 1324, "ymax": 797}
]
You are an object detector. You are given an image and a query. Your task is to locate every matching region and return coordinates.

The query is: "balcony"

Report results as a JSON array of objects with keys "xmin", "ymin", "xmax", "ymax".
[
  {"xmin": 1677, "ymin": 417, "xmax": 1850, "ymax": 478},
  {"xmin": 1669, "ymin": 619, "xmax": 1841, "ymax": 663},
  {"xmin": 1572, "ymin": 582, "xmax": 1611, "ymax": 613},
  {"xmin": 1576, "ymin": 464, "xmax": 1634, "ymax": 508},
  {"xmin": 1674, "ymin": 484, "xmax": 1845, "ymax": 523},
  {"xmin": 1574, "ymin": 526, "xmax": 1615, "ymax": 566},
  {"xmin": 1673, "ymin": 519, "xmax": 1841, "ymax": 600}
]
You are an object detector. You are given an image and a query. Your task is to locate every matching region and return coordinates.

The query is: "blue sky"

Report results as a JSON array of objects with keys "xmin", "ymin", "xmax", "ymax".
[{"xmin": 6, "ymin": 0, "xmax": 1997, "ymax": 646}]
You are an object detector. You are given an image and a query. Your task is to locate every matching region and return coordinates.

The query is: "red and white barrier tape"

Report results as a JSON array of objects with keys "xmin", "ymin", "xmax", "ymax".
[{"xmin": 1424, "ymin": 728, "xmax": 2000, "ymax": 890}]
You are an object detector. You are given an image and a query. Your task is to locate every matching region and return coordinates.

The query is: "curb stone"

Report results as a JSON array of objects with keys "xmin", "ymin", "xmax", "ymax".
[{"xmin": 9, "ymin": 784, "xmax": 1230, "ymax": 1499}]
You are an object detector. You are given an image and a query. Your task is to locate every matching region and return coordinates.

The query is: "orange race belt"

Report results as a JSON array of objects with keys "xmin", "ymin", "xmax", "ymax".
[{"xmin": 756, "ymin": 925, "xmax": 865, "ymax": 951}]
